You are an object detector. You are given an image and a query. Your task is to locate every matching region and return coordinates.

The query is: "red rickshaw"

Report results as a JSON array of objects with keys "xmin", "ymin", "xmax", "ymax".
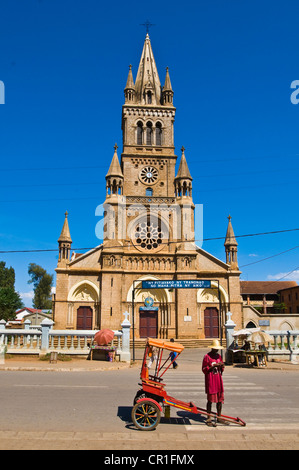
[{"xmin": 131, "ymin": 338, "xmax": 246, "ymax": 431}]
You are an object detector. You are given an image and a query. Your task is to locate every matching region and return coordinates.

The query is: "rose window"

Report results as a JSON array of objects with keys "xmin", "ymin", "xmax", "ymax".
[
  {"xmin": 133, "ymin": 218, "xmax": 164, "ymax": 250},
  {"xmin": 139, "ymin": 166, "xmax": 159, "ymax": 185}
]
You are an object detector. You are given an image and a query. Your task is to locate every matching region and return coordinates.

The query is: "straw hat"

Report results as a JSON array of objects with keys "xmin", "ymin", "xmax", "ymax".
[{"xmin": 208, "ymin": 339, "xmax": 224, "ymax": 350}]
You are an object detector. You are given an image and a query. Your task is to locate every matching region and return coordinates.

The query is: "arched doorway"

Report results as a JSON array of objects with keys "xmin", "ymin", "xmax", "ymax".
[
  {"xmin": 68, "ymin": 280, "xmax": 100, "ymax": 330},
  {"xmin": 127, "ymin": 276, "xmax": 172, "ymax": 338},
  {"xmin": 197, "ymin": 282, "xmax": 229, "ymax": 339}
]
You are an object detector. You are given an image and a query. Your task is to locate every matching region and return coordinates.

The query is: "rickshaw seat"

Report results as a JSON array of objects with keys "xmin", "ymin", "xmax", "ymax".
[{"xmin": 148, "ymin": 375, "xmax": 163, "ymax": 382}]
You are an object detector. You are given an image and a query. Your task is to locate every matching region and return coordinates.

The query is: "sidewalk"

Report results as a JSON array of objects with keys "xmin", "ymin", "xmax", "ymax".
[
  {"xmin": 1, "ymin": 427, "xmax": 298, "ymax": 450},
  {"xmin": 0, "ymin": 349, "xmax": 298, "ymax": 371},
  {"xmin": 0, "ymin": 356, "xmax": 134, "ymax": 372}
]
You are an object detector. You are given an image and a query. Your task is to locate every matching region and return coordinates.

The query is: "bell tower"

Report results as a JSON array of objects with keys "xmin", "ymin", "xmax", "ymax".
[
  {"xmin": 121, "ymin": 33, "xmax": 177, "ymax": 201},
  {"xmin": 113, "ymin": 33, "xmax": 197, "ymax": 257}
]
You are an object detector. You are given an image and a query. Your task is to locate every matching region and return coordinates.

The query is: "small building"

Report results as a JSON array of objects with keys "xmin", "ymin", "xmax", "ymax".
[
  {"xmin": 278, "ymin": 285, "xmax": 299, "ymax": 314},
  {"xmin": 15, "ymin": 308, "xmax": 53, "ymax": 326},
  {"xmin": 240, "ymin": 281, "xmax": 299, "ymax": 331},
  {"xmin": 240, "ymin": 281, "xmax": 297, "ymax": 314}
]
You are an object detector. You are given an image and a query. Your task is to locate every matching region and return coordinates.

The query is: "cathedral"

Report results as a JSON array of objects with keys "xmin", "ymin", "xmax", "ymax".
[{"xmin": 53, "ymin": 34, "xmax": 243, "ymax": 339}]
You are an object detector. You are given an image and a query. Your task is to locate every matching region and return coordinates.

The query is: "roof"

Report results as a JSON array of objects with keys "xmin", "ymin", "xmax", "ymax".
[
  {"xmin": 15, "ymin": 307, "xmax": 45, "ymax": 321},
  {"xmin": 240, "ymin": 280, "xmax": 298, "ymax": 295},
  {"xmin": 175, "ymin": 148, "xmax": 192, "ymax": 180},
  {"xmin": 277, "ymin": 284, "xmax": 299, "ymax": 293},
  {"xmin": 163, "ymin": 67, "xmax": 173, "ymax": 92},
  {"xmin": 124, "ymin": 64, "xmax": 135, "ymax": 90},
  {"xmin": 106, "ymin": 145, "xmax": 123, "ymax": 179},
  {"xmin": 147, "ymin": 338, "xmax": 184, "ymax": 353},
  {"xmin": 16, "ymin": 308, "xmax": 43, "ymax": 314},
  {"xmin": 58, "ymin": 211, "xmax": 72, "ymax": 243},
  {"xmin": 224, "ymin": 215, "xmax": 237, "ymax": 246},
  {"xmin": 134, "ymin": 34, "xmax": 162, "ymax": 105}
]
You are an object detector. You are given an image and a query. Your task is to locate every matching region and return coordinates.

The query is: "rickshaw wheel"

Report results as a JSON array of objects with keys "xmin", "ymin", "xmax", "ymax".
[{"xmin": 131, "ymin": 400, "xmax": 161, "ymax": 431}]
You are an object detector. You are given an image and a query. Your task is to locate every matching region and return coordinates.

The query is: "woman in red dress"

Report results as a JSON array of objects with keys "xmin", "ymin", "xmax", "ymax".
[{"xmin": 202, "ymin": 339, "xmax": 226, "ymax": 426}]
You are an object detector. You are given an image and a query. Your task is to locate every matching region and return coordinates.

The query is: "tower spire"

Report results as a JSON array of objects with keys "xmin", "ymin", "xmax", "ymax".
[
  {"xmin": 58, "ymin": 211, "xmax": 72, "ymax": 243},
  {"xmin": 175, "ymin": 147, "xmax": 192, "ymax": 197},
  {"xmin": 224, "ymin": 215, "xmax": 238, "ymax": 268},
  {"xmin": 134, "ymin": 33, "xmax": 162, "ymax": 105},
  {"xmin": 105, "ymin": 144, "xmax": 124, "ymax": 196},
  {"xmin": 162, "ymin": 67, "xmax": 174, "ymax": 105},
  {"xmin": 124, "ymin": 65, "xmax": 135, "ymax": 103},
  {"xmin": 58, "ymin": 211, "xmax": 72, "ymax": 264}
]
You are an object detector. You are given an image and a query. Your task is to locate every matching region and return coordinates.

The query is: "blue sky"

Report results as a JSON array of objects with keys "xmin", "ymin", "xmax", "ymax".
[{"xmin": 0, "ymin": 0, "xmax": 299, "ymax": 306}]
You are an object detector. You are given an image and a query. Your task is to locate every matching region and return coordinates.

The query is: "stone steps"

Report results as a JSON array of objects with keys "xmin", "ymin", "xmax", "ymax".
[{"xmin": 130, "ymin": 338, "xmax": 227, "ymax": 349}]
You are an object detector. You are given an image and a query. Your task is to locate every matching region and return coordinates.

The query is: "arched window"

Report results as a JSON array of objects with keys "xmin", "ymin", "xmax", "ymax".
[
  {"xmin": 146, "ymin": 187, "xmax": 153, "ymax": 197},
  {"xmin": 137, "ymin": 121, "xmax": 143, "ymax": 145},
  {"xmin": 183, "ymin": 181, "xmax": 188, "ymax": 196},
  {"xmin": 147, "ymin": 91, "xmax": 152, "ymax": 104},
  {"xmin": 156, "ymin": 122, "xmax": 162, "ymax": 146},
  {"xmin": 146, "ymin": 122, "xmax": 152, "ymax": 145},
  {"xmin": 112, "ymin": 179, "xmax": 118, "ymax": 195}
]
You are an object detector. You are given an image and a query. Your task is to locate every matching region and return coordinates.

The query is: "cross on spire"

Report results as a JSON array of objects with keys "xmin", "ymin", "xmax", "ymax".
[{"xmin": 140, "ymin": 20, "xmax": 155, "ymax": 34}]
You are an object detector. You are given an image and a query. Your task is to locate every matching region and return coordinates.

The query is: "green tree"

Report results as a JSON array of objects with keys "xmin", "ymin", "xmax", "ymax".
[
  {"xmin": 0, "ymin": 262, "xmax": 23, "ymax": 321},
  {"xmin": 0, "ymin": 261, "xmax": 15, "ymax": 289},
  {"xmin": 28, "ymin": 263, "xmax": 53, "ymax": 310}
]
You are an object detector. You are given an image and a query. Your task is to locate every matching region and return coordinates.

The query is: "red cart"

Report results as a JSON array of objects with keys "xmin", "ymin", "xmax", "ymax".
[{"xmin": 132, "ymin": 338, "xmax": 246, "ymax": 431}]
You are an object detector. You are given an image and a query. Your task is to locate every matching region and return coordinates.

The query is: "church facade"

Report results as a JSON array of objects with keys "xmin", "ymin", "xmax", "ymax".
[{"xmin": 53, "ymin": 34, "xmax": 243, "ymax": 339}]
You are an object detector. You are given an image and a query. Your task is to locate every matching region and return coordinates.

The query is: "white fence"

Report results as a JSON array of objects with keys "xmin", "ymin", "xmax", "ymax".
[
  {"xmin": 267, "ymin": 330, "xmax": 299, "ymax": 362},
  {"xmin": 225, "ymin": 315, "xmax": 299, "ymax": 363},
  {"xmin": 0, "ymin": 315, "xmax": 131, "ymax": 362}
]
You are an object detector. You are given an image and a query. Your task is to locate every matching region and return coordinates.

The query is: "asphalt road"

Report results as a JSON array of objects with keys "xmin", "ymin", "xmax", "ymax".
[{"xmin": 0, "ymin": 349, "xmax": 299, "ymax": 450}]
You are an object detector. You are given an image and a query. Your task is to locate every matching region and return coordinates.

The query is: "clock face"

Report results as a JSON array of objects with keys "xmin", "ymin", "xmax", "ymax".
[{"xmin": 139, "ymin": 166, "xmax": 159, "ymax": 185}]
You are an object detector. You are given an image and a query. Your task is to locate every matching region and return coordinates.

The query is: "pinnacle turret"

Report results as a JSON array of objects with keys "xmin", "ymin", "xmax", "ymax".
[
  {"xmin": 58, "ymin": 211, "xmax": 72, "ymax": 264},
  {"xmin": 162, "ymin": 67, "xmax": 174, "ymax": 105},
  {"xmin": 175, "ymin": 147, "xmax": 192, "ymax": 198},
  {"xmin": 58, "ymin": 211, "xmax": 72, "ymax": 243},
  {"xmin": 105, "ymin": 144, "xmax": 124, "ymax": 196},
  {"xmin": 224, "ymin": 215, "xmax": 238, "ymax": 268},
  {"xmin": 124, "ymin": 65, "xmax": 135, "ymax": 102}
]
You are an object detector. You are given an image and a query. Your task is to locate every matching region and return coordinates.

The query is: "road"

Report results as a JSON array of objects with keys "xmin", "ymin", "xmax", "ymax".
[{"xmin": 0, "ymin": 349, "xmax": 299, "ymax": 449}]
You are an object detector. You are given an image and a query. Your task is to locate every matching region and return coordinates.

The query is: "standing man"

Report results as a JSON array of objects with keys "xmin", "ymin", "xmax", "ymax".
[
  {"xmin": 202, "ymin": 339, "xmax": 226, "ymax": 426},
  {"xmin": 169, "ymin": 338, "xmax": 178, "ymax": 369}
]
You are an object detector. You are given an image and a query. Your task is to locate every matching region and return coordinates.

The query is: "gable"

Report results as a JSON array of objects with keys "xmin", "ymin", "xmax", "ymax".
[
  {"xmin": 68, "ymin": 245, "xmax": 103, "ymax": 269},
  {"xmin": 196, "ymin": 246, "xmax": 229, "ymax": 273}
]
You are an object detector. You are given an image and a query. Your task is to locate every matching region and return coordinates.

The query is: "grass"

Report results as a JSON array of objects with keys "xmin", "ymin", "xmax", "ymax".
[{"xmin": 39, "ymin": 353, "xmax": 72, "ymax": 362}]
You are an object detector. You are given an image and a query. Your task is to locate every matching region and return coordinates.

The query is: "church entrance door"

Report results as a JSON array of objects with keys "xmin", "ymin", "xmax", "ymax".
[
  {"xmin": 76, "ymin": 306, "xmax": 93, "ymax": 330},
  {"xmin": 139, "ymin": 310, "xmax": 158, "ymax": 338},
  {"xmin": 204, "ymin": 307, "xmax": 219, "ymax": 338}
]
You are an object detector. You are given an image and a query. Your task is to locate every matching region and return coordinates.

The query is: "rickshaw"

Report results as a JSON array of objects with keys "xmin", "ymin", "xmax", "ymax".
[{"xmin": 131, "ymin": 338, "xmax": 246, "ymax": 431}]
